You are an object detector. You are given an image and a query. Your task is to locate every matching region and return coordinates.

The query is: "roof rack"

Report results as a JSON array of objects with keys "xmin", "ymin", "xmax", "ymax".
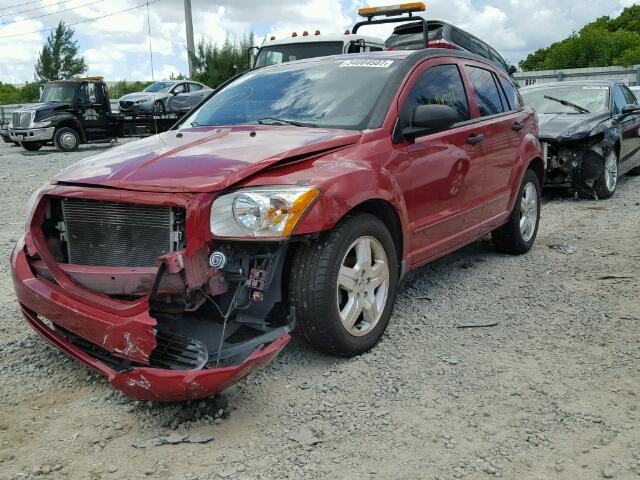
[{"xmin": 353, "ymin": 3, "xmax": 428, "ymax": 47}]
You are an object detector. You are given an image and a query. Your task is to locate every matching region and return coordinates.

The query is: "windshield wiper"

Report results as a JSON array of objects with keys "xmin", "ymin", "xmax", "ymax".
[
  {"xmin": 543, "ymin": 95, "xmax": 590, "ymax": 114},
  {"xmin": 257, "ymin": 117, "xmax": 318, "ymax": 128}
]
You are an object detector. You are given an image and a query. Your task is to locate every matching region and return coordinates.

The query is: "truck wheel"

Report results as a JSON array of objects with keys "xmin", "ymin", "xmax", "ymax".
[
  {"xmin": 54, "ymin": 127, "xmax": 80, "ymax": 152},
  {"xmin": 153, "ymin": 100, "xmax": 165, "ymax": 114},
  {"xmin": 593, "ymin": 150, "xmax": 618, "ymax": 199},
  {"xmin": 21, "ymin": 142, "xmax": 42, "ymax": 151},
  {"xmin": 289, "ymin": 213, "xmax": 398, "ymax": 357},
  {"xmin": 492, "ymin": 169, "xmax": 541, "ymax": 255}
]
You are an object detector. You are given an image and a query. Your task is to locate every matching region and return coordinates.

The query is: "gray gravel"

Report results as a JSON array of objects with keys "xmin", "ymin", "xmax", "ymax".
[{"xmin": 0, "ymin": 139, "xmax": 639, "ymax": 480}]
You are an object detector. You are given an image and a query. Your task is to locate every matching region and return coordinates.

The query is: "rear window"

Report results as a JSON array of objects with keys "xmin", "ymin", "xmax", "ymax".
[
  {"xmin": 255, "ymin": 42, "xmax": 344, "ymax": 67},
  {"xmin": 385, "ymin": 21, "xmax": 443, "ymax": 50},
  {"xmin": 464, "ymin": 66, "xmax": 505, "ymax": 116}
]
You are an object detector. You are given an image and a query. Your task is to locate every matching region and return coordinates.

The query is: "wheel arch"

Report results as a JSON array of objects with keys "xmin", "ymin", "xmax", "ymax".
[{"xmin": 54, "ymin": 118, "xmax": 86, "ymax": 142}]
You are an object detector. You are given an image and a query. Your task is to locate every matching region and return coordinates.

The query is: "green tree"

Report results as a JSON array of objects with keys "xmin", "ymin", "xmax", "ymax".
[
  {"xmin": 190, "ymin": 34, "xmax": 254, "ymax": 88},
  {"xmin": 520, "ymin": 6, "xmax": 640, "ymax": 71},
  {"xmin": 35, "ymin": 21, "xmax": 87, "ymax": 82},
  {"xmin": 109, "ymin": 80, "xmax": 154, "ymax": 99}
]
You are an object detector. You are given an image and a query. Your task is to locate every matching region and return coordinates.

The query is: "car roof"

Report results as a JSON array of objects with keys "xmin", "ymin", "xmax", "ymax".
[
  {"xmin": 253, "ymin": 48, "xmax": 504, "ymax": 74},
  {"xmin": 520, "ymin": 80, "xmax": 618, "ymax": 91}
]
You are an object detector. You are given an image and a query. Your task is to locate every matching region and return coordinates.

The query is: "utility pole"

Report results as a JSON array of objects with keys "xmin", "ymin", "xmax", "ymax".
[{"xmin": 184, "ymin": 0, "xmax": 195, "ymax": 78}]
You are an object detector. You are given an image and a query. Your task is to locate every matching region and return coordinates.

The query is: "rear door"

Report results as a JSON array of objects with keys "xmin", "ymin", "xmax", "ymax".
[
  {"xmin": 462, "ymin": 63, "xmax": 523, "ymax": 220},
  {"xmin": 619, "ymin": 84, "xmax": 640, "ymax": 171},
  {"xmin": 394, "ymin": 59, "xmax": 487, "ymax": 264}
]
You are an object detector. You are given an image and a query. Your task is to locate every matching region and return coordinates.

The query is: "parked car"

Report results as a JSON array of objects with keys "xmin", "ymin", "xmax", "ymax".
[
  {"xmin": 118, "ymin": 80, "xmax": 212, "ymax": 114},
  {"xmin": 11, "ymin": 50, "xmax": 542, "ymax": 401},
  {"xmin": 520, "ymin": 80, "xmax": 640, "ymax": 198},
  {"xmin": 385, "ymin": 20, "xmax": 516, "ymax": 75}
]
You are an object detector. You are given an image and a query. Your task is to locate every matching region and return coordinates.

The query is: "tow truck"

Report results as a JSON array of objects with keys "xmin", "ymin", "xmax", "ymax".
[
  {"xmin": 8, "ymin": 77, "xmax": 185, "ymax": 152},
  {"xmin": 251, "ymin": 30, "xmax": 385, "ymax": 68}
]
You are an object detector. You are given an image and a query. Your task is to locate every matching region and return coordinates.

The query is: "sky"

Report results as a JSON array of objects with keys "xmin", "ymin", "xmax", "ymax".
[{"xmin": 0, "ymin": 0, "xmax": 637, "ymax": 83}]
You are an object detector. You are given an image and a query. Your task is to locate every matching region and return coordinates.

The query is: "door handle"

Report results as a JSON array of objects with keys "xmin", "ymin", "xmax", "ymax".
[
  {"xmin": 466, "ymin": 134, "xmax": 484, "ymax": 145},
  {"xmin": 512, "ymin": 122, "xmax": 525, "ymax": 132}
]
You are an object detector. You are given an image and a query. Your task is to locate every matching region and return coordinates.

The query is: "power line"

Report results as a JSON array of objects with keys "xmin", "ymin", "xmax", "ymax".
[
  {"xmin": 0, "ymin": 0, "xmax": 162, "ymax": 38},
  {"xmin": 1, "ymin": 0, "xmax": 106, "ymax": 25},
  {"xmin": 1, "ymin": 0, "xmax": 81, "ymax": 18}
]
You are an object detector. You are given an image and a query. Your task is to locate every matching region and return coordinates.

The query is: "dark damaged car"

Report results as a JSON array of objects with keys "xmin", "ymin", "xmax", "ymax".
[
  {"xmin": 520, "ymin": 80, "xmax": 640, "ymax": 198},
  {"xmin": 11, "ymin": 50, "xmax": 543, "ymax": 401}
]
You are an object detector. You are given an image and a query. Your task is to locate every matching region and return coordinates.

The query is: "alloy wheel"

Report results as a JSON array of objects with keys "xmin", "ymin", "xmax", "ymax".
[
  {"xmin": 519, "ymin": 182, "xmax": 538, "ymax": 242},
  {"xmin": 604, "ymin": 151, "xmax": 618, "ymax": 192},
  {"xmin": 336, "ymin": 236, "xmax": 390, "ymax": 337}
]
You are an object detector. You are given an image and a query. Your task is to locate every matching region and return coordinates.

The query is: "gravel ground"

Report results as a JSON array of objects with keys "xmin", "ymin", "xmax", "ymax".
[{"xmin": 0, "ymin": 139, "xmax": 639, "ymax": 480}]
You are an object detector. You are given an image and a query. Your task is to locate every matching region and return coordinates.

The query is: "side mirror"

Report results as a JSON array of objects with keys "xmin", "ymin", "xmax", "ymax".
[
  {"xmin": 508, "ymin": 65, "xmax": 517, "ymax": 75},
  {"xmin": 621, "ymin": 104, "xmax": 640, "ymax": 115},
  {"xmin": 402, "ymin": 104, "xmax": 459, "ymax": 139}
]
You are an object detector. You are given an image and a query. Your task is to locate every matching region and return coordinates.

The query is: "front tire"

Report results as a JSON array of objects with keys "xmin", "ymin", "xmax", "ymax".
[
  {"xmin": 153, "ymin": 100, "xmax": 165, "ymax": 115},
  {"xmin": 289, "ymin": 214, "xmax": 398, "ymax": 357},
  {"xmin": 53, "ymin": 127, "xmax": 80, "ymax": 152},
  {"xmin": 492, "ymin": 169, "xmax": 541, "ymax": 254},
  {"xmin": 593, "ymin": 150, "xmax": 618, "ymax": 199}
]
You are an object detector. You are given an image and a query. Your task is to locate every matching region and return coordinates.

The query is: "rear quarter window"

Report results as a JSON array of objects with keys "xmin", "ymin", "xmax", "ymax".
[{"xmin": 498, "ymin": 76, "xmax": 523, "ymax": 110}]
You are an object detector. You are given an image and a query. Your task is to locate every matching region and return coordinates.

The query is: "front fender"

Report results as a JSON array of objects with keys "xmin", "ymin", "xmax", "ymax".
[
  {"xmin": 49, "ymin": 113, "xmax": 86, "ymax": 141},
  {"xmin": 294, "ymin": 161, "xmax": 410, "ymax": 256}
]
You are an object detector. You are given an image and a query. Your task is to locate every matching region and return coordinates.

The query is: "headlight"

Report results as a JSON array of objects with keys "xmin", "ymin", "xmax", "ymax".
[
  {"xmin": 135, "ymin": 99, "xmax": 148, "ymax": 104},
  {"xmin": 32, "ymin": 120, "xmax": 51, "ymax": 128},
  {"xmin": 211, "ymin": 186, "xmax": 320, "ymax": 238}
]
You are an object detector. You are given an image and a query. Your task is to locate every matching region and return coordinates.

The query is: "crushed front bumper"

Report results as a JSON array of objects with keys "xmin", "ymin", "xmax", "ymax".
[
  {"xmin": 9, "ymin": 127, "xmax": 55, "ymax": 142},
  {"xmin": 11, "ymin": 232, "xmax": 292, "ymax": 401}
]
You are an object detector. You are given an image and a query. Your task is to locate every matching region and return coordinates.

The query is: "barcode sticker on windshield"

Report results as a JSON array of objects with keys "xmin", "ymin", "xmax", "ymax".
[{"xmin": 339, "ymin": 59, "xmax": 394, "ymax": 68}]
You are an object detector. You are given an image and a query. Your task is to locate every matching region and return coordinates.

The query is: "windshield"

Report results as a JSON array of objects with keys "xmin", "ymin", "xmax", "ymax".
[
  {"xmin": 144, "ymin": 82, "xmax": 175, "ymax": 93},
  {"xmin": 254, "ymin": 42, "xmax": 344, "ymax": 68},
  {"xmin": 520, "ymin": 85, "xmax": 609, "ymax": 114},
  {"xmin": 40, "ymin": 84, "xmax": 75, "ymax": 103},
  {"xmin": 183, "ymin": 58, "xmax": 400, "ymax": 130}
]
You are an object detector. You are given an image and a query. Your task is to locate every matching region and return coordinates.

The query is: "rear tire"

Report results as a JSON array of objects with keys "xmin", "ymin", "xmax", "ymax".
[
  {"xmin": 21, "ymin": 142, "xmax": 42, "ymax": 151},
  {"xmin": 593, "ymin": 150, "xmax": 618, "ymax": 199},
  {"xmin": 492, "ymin": 169, "xmax": 541, "ymax": 254},
  {"xmin": 53, "ymin": 127, "xmax": 80, "ymax": 152},
  {"xmin": 289, "ymin": 214, "xmax": 398, "ymax": 357}
]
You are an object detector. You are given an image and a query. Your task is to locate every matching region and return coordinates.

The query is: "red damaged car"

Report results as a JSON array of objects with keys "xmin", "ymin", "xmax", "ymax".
[{"xmin": 11, "ymin": 49, "xmax": 543, "ymax": 401}]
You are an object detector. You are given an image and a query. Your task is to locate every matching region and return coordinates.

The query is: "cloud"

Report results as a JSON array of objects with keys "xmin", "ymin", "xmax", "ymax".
[{"xmin": 0, "ymin": 0, "xmax": 636, "ymax": 83}]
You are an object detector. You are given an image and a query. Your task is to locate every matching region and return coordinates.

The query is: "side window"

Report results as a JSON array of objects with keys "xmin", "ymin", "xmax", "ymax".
[
  {"xmin": 622, "ymin": 85, "xmax": 637, "ymax": 105},
  {"xmin": 464, "ymin": 65, "xmax": 505, "ymax": 117},
  {"xmin": 468, "ymin": 37, "xmax": 489, "ymax": 59},
  {"xmin": 368, "ymin": 46, "xmax": 384, "ymax": 52},
  {"xmin": 189, "ymin": 83, "xmax": 203, "ymax": 92},
  {"xmin": 173, "ymin": 83, "xmax": 188, "ymax": 94},
  {"xmin": 78, "ymin": 84, "xmax": 90, "ymax": 104},
  {"xmin": 403, "ymin": 64, "xmax": 470, "ymax": 123},
  {"xmin": 498, "ymin": 76, "xmax": 522, "ymax": 110},
  {"xmin": 451, "ymin": 28, "xmax": 472, "ymax": 52},
  {"xmin": 613, "ymin": 86, "xmax": 627, "ymax": 114}
]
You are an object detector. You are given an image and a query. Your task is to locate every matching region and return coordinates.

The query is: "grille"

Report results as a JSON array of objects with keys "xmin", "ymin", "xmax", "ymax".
[
  {"xmin": 119, "ymin": 101, "xmax": 133, "ymax": 108},
  {"xmin": 61, "ymin": 199, "xmax": 183, "ymax": 267},
  {"xmin": 12, "ymin": 111, "xmax": 32, "ymax": 128}
]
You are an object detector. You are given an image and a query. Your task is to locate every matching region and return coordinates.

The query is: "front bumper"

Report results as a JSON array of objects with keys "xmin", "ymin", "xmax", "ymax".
[
  {"xmin": 119, "ymin": 102, "xmax": 153, "ymax": 113},
  {"xmin": 11, "ymin": 243, "xmax": 291, "ymax": 401},
  {"xmin": 10, "ymin": 127, "xmax": 55, "ymax": 142}
]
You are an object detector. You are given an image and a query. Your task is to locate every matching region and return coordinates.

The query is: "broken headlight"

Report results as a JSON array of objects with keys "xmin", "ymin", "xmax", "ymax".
[{"xmin": 211, "ymin": 186, "xmax": 319, "ymax": 238}]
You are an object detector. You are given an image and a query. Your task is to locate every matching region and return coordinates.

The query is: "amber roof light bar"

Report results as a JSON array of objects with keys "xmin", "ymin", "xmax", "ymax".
[{"xmin": 353, "ymin": 3, "xmax": 428, "ymax": 47}]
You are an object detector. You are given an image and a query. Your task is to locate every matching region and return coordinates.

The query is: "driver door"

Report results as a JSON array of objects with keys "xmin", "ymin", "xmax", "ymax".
[
  {"xmin": 166, "ymin": 82, "xmax": 190, "ymax": 112},
  {"xmin": 77, "ymin": 81, "xmax": 108, "ymax": 138}
]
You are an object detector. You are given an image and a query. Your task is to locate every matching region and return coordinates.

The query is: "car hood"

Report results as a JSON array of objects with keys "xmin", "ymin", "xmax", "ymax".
[
  {"xmin": 119, "ymin": 92, "xmax": 167, "ymax": 102},
  {"xmin": 538, "ymin": 112, "xmax": 609, "ymax": 141},
  {"xmin": 53, "ymin": 126, "xmax": 361, "ymax": 192}
]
